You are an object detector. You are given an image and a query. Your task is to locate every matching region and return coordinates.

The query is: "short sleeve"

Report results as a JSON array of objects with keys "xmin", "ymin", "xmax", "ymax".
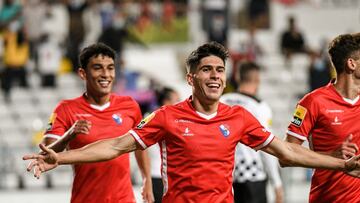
[
  {"xmin": 287, "ymin": 94, "xmax": 318, "ymax": 141},
  {"xmin": 129, "ymin": 108, "xmax": 166, "ymax": 149},
  {"xmin": 44, "ymin": 102, "xmax": 71, "ymax": 140},
  {"xmin": 239, "ymin": 108, "xmax": 274, "ymax": 150}
]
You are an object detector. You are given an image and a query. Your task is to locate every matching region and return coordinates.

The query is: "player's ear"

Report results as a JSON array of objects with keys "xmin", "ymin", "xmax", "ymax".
[
  {"xmin": 186, "ymin": 73, "xmax": 194, "ymax": 86},
  {"xmin": 78, "ymin": 68, "xmax": 86, "ymax": 80},
  {"xmin": 346, "ymin": 58, "xmax": 357, "ymax": 72}
]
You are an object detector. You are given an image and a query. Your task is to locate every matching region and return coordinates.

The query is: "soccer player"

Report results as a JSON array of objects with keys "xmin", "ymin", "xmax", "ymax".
[
  {"xmin": 221, "ymin": 62, "xmax": 283, "ymax": 203},
  {"xmin": 33, "ymin": 43, "xmax": 153, "ymax": 203},
  {"xmin": 286, "ymin": 33, "xmax": 360, "ymax": 202},
  {"xmin": 24, "ymin": 41, "xmax": 360, "ymax": 203}
]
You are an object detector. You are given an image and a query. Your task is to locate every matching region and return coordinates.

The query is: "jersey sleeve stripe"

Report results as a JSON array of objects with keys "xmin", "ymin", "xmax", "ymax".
[
  {"xmin": 129, "ymin": 130, "xmax": 148, "ymax": 149},
  {"xmin": 254, "ymin": 133, "xmax": 275, "ymax": 150},
  {"xmin": 286, "ymin": 130, "xmax": 307, "ymax": 141},
  {"xmin": 43, "ymin": 134, "xmax": 61, "ymax": 140}
]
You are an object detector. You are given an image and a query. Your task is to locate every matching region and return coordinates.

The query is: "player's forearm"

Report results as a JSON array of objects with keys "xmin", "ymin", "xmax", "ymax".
[
  {"xmin": 284, "ymin": 142, "xmax": 345, "ymax": 170},
  {"xmin": 135, "ymin": 150, "xmax": 152, "ymax": 179},
  {"xmin": 57, "ymin": 133, "xmax": 139, "ymax": 165},
  {"xmin": 264, "ymin": 137, "xmax": 346, "ymax": 170}
]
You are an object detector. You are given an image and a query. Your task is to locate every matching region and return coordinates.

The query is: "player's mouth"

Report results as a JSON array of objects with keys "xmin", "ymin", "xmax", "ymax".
[
  {"xmin": 206, "ymin": 83, "xmax": 221, "ymax": 89},
  {"xmin": 98, "ymin": 80, "xmax": 111, "ymax": 88}
]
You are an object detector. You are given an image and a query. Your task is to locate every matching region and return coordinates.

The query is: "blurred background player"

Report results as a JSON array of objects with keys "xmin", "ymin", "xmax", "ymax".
[
  {"xmin": 36, "ymin": 43, "xmax": 153, "ymax": 203},
  {"xmin": 221, "ymin": 62, "xmax": 283, "ymax": 203},
  {"xmin": 285, "ymin": 33, "xmax": 360, "ymax": 202}
]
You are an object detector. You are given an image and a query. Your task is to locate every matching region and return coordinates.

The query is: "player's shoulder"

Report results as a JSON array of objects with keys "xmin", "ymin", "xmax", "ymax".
[
  {"xmin": 300, "ymin": 85, "xmax": 330, "ymax": 104},
  {"xmin": 111, "ymin": 94, "xmax": 139, "ymax": 105},
  {"xmin": 57, "ymin": 95, "xmax": 83, "ymax": 107}
]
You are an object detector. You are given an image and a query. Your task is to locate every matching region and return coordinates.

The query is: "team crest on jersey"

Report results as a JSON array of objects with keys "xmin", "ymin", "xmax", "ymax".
[
  {"xmin": 46, "ymin": 113, "xmax": 57, "ymax": 131},
  {"xmin": 112, "ymin": 114, "xmax": 122, "ymax": 125},
  {"xmin": 219, "ymin": 124, "xmax": 230, "ymax": 137},
  {"xmin": 291, "ymin": 105, "xmax": 307, "ymax": 127},
  {"xmin": 137, "ymin": 112, "xmax": 155, "ymax": 129}
]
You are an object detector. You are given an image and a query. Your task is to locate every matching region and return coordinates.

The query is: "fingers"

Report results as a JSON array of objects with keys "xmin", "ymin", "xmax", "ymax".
[
  {"xmin": 23, "ymin": 154, "xmax": 44, "ymax": 160},
  {"xmin": 74, "ymin": 120, "xmax": 92, "ymax": 135},
  {"xmin": 39, "ymin": 144, "xmax": 52, "ymax": 154},
  {"xmin": 341, "ymin": 143, "xmax": 359, "ymax": 159}
]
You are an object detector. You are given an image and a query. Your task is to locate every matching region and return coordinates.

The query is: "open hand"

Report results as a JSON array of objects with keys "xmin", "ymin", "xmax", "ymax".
[{"xmin": 23, "ymin": 144, "xmax": 59, "ymax": 179}]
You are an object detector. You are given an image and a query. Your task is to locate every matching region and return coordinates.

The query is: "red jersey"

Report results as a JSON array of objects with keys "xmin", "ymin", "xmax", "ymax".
[
  {"xmin": 287, "ymin": 83, "xmax": 360, "ymax": 203},
  {"xmin": 44, "ymin": 94, "xmax": 141, "ymax": 203},
  {"xmin": 130, "ymin": 97, "xmax": 273, "ymax": 203}
]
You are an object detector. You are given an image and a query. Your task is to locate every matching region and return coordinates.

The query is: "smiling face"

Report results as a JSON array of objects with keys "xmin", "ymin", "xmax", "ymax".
[
  {"xmin": 78, "ymin": 54, "xmax": 115, "ymax": 99},
  {"xmin": 187, "ymin": 55, "xmax": 226, "ymax": 104}
]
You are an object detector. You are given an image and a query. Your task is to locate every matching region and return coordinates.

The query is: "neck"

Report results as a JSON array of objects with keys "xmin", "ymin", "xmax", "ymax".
[
  {"xmin": 238, "ymin": 83, "xmax": 256, "ymax": 96},
  {"xmin": 334, "ymin": 74, "xmax": 360, "ymax": 99},
  {"xmin": 84, "ymin": 92, "xmax": 111, "ymax": 105},
  {"xmin": 191, "ymin": 95, "xmax": 219, "ymax": 115}
]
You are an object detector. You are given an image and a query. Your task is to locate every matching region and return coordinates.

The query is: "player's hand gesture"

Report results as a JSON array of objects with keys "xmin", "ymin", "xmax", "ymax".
[
  {"xmin": 68, "ymin": 120, "xmax": 92, "ymax": 139},
  {"xmin": 344, "ymin": 153, "xmax": 360, "ymax": 177},
  {"xmin": 23, "ymin": 144, "xmax": 59, "ymax": 179},
  {"xmin": 332, "ymin": 134, "xmax": 359, "ymax": 159}
]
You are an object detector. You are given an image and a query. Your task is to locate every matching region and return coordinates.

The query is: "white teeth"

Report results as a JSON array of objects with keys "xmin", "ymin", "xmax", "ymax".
[
  {"xmin": 207, "ymin": 84, "xmax": 220, "ymax": 88},
  {"xmin": 99, "ymin": 81, "xmax": 110, "ymax": 85}
]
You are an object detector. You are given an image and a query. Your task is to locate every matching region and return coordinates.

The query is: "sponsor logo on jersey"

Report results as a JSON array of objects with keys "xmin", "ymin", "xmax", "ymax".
[
  {"xmin": 112, "ymin": 114, "xmax": 122, "ymax": 125},
  {"xmin": 174, "ymin": 119, "xmax": 193, "ymax": 123},
  {"xmin": 137, "ymin": 112, "xmax": 155, "ymax": 129},
  {"xmin": 46, "ymin": 113, "xmax": 57, "ymax": 131},
  {"xmin": 331, "ymin": 116, "xmax": 342, "ymax": 125},
  {"xmin": 325, "ymin": 109, "xmax": 344, "ymax": 113},
  {"xmin": 219, "ymin": 124, "xmax": 230, "ymax": 137},
  {"xmin": 291, "ymin": 105, "xmax": 307, "ymax": 127},
  {"xmin": 75, "ymin": 113, "xmax": 92, "ymax": 117},
  {"xmin": 183, "ymin": 127, "xmax": 194, "ymax": 136}
]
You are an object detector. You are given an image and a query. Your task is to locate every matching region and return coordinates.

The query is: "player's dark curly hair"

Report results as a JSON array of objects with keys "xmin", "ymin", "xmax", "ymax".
[
  {"xmin": 186, "ymin": 41, "xmax": 229, "ymax": 73},
  {"xmin": 328, "ymin": 33, "xmax": 360, "ymax": 74},
  {"xmin": 79, "ymin": 43, "xmax": 115, "ymax": 69}
]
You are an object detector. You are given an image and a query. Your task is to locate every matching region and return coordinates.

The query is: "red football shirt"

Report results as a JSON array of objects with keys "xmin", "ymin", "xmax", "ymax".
[
  {"xmin": 287, "ymin": 83, "xmax": 360, "ymax": 203},
  {"xmin": 45, "ymin": 94, "xmax": 141, "ymax": 203},
  {"xmin": 130, "ymin": 97, "xmax": 273, "ymax": 203}
]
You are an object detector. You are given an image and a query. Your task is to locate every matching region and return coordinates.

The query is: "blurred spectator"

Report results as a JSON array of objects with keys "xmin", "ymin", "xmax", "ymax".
[
  {"xmin": 280, "ymin": 15, "xmax": 310, "ymax": 66},
  {"xmin": 1, "ymin": 28, "xmax": 29, "ymax": 103},
  {"xmin": 242, "ymin": 25, "xmax": 264, "ymax": 62},
  {"xmin": 148, "ymin": 86, "xmax": 180, "ymax": 203},
  {"xmin": 202, "ymin": 0, "xmax": 229, "ymax": 46},
  {"xmin": 161, "ymin": 0, "xmax": 175, "ymax": 31},
  {"xmin": 0, "ymin": 0, "xmax": 22, "ymax": 31},
  {"xmin": 41, "ymin": 0, "xmax": 69, "ymax": 46},
  {"xmin": 66, "ymin": 0, "xmax": 87, "ymax": 72},
  {"xmin": 81, "ymin": 0, "xmax": 101, "ymax": 48},
  {"xmin": 247, "ymin": 0, "xmax": 270, "ymax": 28},
  {"xmin": 23, "ymin": 0, "xmax": 46, "ymax": 64},
  {"xmin": 308, "ymin": 39, "xmax": 332, "ymax": 91},
  {"xmin": 37, "ymin": 35, "xmax": 62, "ymax": 87},
  {"xmin": 136, "ymin": 0, "xmax": 153, "ymax": 33},
  {"xmin": 99, "ymin": 0, "xmax": 115, "ymax": 30}
]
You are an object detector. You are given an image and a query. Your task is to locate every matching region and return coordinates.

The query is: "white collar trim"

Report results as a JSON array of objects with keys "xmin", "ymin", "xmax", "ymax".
[
  {"xmin": 196, "ymin": 111, "xmax": 217, "ymax": 120},
  {"xmin": 90, "ymin": 102, "xmax": 110, "ymax": 111},
  {"xmin": 342, "ymin": 96, "xmax": 359, "ymax": 105}
]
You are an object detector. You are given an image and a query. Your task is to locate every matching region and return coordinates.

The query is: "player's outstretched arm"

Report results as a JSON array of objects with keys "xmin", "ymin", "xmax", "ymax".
[
  {"xmin": 261, "ymin": 137, "xmax": 360, "ymax": 173},
  {"xmin": 23, "ymin": 132, "xmax": 141, "ymax": 176}
]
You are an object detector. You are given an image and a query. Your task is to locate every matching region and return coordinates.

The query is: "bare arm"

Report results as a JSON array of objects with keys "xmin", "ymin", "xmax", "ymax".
[
  {"xmin": 135, "ymin": 150, "xmax": 154, "ymax": 203},
  {"xmin": 262, "ymin": 137, "xmax": 358, "ymax": 171},
  {"xmin": 57, "ymin": 132, "xmax": 140, "ymax": 164},
  {"xmin": 23, "ymin": 132, "xmax": 142, "ymax": 178}
]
